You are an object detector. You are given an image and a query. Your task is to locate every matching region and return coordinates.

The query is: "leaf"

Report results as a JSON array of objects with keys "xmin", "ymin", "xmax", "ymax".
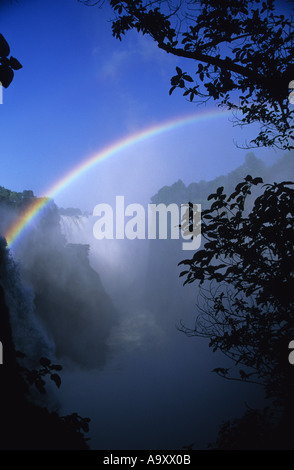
[
  {"xmin": 204, "ymin": 241, "xmax": 218, "ymax": 250},
  {"xmin": 50, "ymin": 373, "xmax": 62, "ymax": 388},
  {"xmin": 0, "ymin": 34, "xmax": 10, "ymax": 58},
  {"xmin": 252, "ymin": 177, "xmax": 263, "ymax": 185},
  {"xmin": 192, "ymin": 249, "xmax": 207, "ymax": 262},
  {"xmin": 0, "ymin": 65, "xmax": 14, "ymax": 88},
  {"xmin": 39, "ymin": 357, "xmax": 51, "ymax": 367},
  {"xmin": 178, "ymin": 259, "xmax": 192, "ymax": 266},
  {"xmin": 169, "ymin": 85, "xmax": 176, "ymax": 95},
  {"xmin": 183, "ymin": 74, "xmax": 193, "ymax": 82},
  {"xmin": 235, "ymin": 182, "xmax": 246, "ymax": 193},
  {"xmin": 212, "ymin": 367, "xmax": 229, "ymax": 376},
  {"xmin": 239, "ymin": 369, "xmax": 250, "ymax": 379},
  {"xmin": 9, "ymin": 56, "xmax": 22, "ymax": 70},
  {"xmin": 179, "ymin": 270, "xmax": 189, "ymax": 277},
  {"xmin": 216, "ymin": 186, "xmax": 224, "ymax": 196},
  {"xmin": 245, "ymin": 174, "xmax": 253, "ymax": 182}
]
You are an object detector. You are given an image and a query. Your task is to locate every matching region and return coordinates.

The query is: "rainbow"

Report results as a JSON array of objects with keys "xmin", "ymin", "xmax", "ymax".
[{"xmin": 5, "ymin": 108, "xmax": 231, "ymax": 249}]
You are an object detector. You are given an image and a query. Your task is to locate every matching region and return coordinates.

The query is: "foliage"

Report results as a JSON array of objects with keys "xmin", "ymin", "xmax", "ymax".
[
  {"xmin": 178, "ymin": 176, "xmax": 294, "ymax": 411},
  {"xmin": 0, "ymin": 237, "xmax": 91, "ymax": 449},
  {"xmin": 208, "ymin": 406, "xmax": 282, "ymax": 449},
  {"xmin": 16, "ymin": 353, "xmax": 91, "ymax": 445},
  {"xmin": 0, "ymin": 33, "xmax": 22, "ymax": 88},
  {"xmin": 0, "ymin": 186, "xmax": 35, "ymax": 209},
  {"xmin": 61, "ymin": 413, "xmax": 91, "ymax": 436},
  {"xmin": 81, "ymin": 0, "xmax": 294, "ymax": 150},
  {"xmin": 17, "ymin": 353, "xmax": 63, "ymax": 394}
]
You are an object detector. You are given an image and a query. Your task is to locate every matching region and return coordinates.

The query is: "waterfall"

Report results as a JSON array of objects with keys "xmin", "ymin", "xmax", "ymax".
[
  {"xmin": 59, "ymin": 214, "xmax": 90, "ymax": 244},
  {"xmin": 0, "ymin": 237, "xmax": 54, "ymax": 368}
]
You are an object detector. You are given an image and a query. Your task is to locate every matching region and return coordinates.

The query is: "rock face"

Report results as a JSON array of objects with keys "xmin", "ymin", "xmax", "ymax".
[
  {"xmin": 1, "ymin": 192, "xmax": 119, "ymax": 370},
  {"xmin": 0, "ymin": 239, "xmax": 90, "ymax": 450},
  {"xmin": 29, "ymin": 240, "xmax": 119, "ymax": 369}
]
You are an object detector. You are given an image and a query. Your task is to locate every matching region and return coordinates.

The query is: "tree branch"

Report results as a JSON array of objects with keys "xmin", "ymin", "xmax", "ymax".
[{"xmin": 158, "ymin": 41, "xmax": 261, "ymax": 83}]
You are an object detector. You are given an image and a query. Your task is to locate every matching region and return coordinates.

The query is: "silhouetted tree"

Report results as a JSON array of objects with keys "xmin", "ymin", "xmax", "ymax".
[
  {"xmin": 178, "ymin": 176, "xmax": 294, "ymax": 448},
  {"xmin": 79, "ymin": 0, "xmax": 294, "ymax": 449},
  {"xmin": 80, "ymin": 0, "xmax": 294, "ymax": 150},
  {"xmin": 208, "ymin": 406, "xmax": 280, "ymax": 450},
  {"xmin": 0, "ymin": 33, "xmax": 22, "ymax": 88}
]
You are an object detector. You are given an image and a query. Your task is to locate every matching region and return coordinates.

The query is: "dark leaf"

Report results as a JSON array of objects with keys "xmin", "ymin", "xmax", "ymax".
[
  {"xmin": 9, "ymin": 56, "xmax": 22, "ymax": 70},
  {"xmin": 183, "ymin": 74, "xmax": 193, "ymax": 82},
  {"xmin": 39, "ymin": 357, "xmax": 51, "ymax": 368},
  {"xmin": 178, "ymin": 259, "xmax": 192, "ymax": 266},
  {"xmin": 169, "ymin": 85, "xmax": 176, "ymax": 95},
  {"xmin": 0, "ymin": 34, "xmax": 10, "ymax": 58},
  {"xmin": 50, "ymin": 373, "xmax": 62, "ymax": 388},
  {"xmin": 216, "ymin": 186, "xmax": 224, "ymax": 196},
  {"xmin": 212, "ymin": 367, "xmax": 229, "ymax": 376},
  {"xmin": 0, "ymin": 65, "xmax": 13, "ymax": 88},
  {"xmin": 179, "ymin": 270, "xmax": 189, "ymax": 277}
]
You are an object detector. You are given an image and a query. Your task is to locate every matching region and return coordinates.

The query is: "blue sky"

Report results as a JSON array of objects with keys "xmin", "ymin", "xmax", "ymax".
[{"xmin": 0, "ymin": 0, "xmax": 289, "ymax": 212}]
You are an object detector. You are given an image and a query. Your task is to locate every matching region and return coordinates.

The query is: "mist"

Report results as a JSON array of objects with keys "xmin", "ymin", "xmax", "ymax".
[
  {"xmin": 3, "ymin": 152, "xmax": 292, "ymax": 450},
  {"xmin": 58, "ymin": 153, "xmax": 293, "ymax": 450}
]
